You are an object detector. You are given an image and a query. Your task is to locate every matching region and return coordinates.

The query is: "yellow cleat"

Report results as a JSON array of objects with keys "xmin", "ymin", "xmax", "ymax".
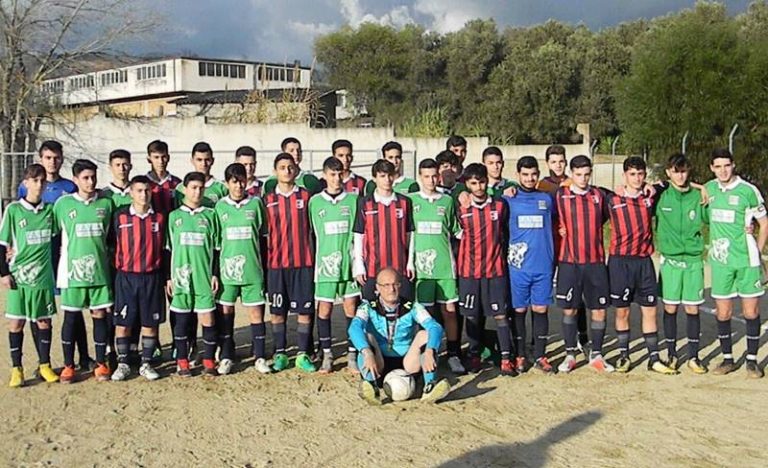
[
  {"xmin": 648, "ymin": 360, "xmax": 679, "ymax": 375},
  {"xmin": 9, "ymin": 367, "xmax": 24, "ymax": 388},
  {"xmin": 38, "ymin": 364, "xmax": 59, "ymax": 383},
  {"xmin": 615, "ymin": 357, "xmax": 631, "ymax": 373},
  {"xmin": 686, "ymin": 358, "xmax": 708, "ymax": 375},
  {"xmin": 667, "ymin": 356, "xmax": 679, "ymax": 371}
]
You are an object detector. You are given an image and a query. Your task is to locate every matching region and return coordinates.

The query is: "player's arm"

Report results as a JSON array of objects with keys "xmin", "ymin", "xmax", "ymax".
[
  {"xmin": 352, "ymin": 197, "xmax": 367, "ymax": 283},
  {"xmin": 412, "ymin": 303, "xmax": 444, "ymax": 372},
  {"xmin": 164, "ymin": 212, "xmax": 174, "ymax": 296},
  {"xmin": 405, "ymin": 197, "xmax": 415, "ymax": 280},
  {"xmin": 0, "ymin": 209, "xmax": 15, "ymax": 288},
  {"xmin": 349, "ymin": 304, "xmax": 380, "ymax": 377},
  {"xmin": 210, "ymin": 212, "xmax": 221, "ymax": 293}
]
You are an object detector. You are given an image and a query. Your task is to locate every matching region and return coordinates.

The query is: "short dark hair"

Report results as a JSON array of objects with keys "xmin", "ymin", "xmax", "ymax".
[
  {"xmin": 435, "ymin": 150, "xmax": 459, "ymax": 168},
  {"xmin": 666, "ymin": 153, "xmax": 691, "ymax": 171},
  {"xmin": 545, "ymin": 145, "xmax": 566, "ymax": 161},
  {"xmin": 235, "ymin": 146, "xmax": 256, "ymax": 158},
  {"xmin": 23, "ymin": 163, "xmax": 46, "ymax": 180},
  {"xmin": 72, "ymin": 159, "xmax": 97, "ymax": 177},
  {"xmin": 710, "ymin": 148, "xmax": 733, "ymax": 163},
  {"xmin": 623, "ymin": 156, "xmax": 646, "ymax": 172},
  {"xmin": 463, "ymin": 163, "xmax": 488, "ymax": 182},
  {"xmin": 147, "ymin": 140, "xmax": 168, "ymax": 155},
  {"xmin": 332, "ymin": 139, "xmax": 352, "ymax": 153},
  {"xmin": 517, "ymin": 156, "xmax": 539, "ymax": 172},
  {"xmin": 109, "ymin": 149, "xmax": 131, "ymax": 162},
  {"xmin": 570, "ymin": 155, "xmax": 592, "ymax": 171},
  {"xmin": 38, "ymin": 140, "xmax": 63, "ymax": 157},
  {"xmin": 418, "ymin": 158, "xmax": 438, "ymax": 172},
  {"xmin": 371, "ymin": 159, "xmax": 396, "ymax": 177},
  {"xmin": 224, "ymin": 163, "xmax": 247, "ymax": 182},
  {"xmin": 482, "ymin": 146, "xmax": 503, "ymax": 160},
  {"xmin": 273, "ymin": 152, "xmax": 295, "ymax": 169},
  {"xmin": 183, "ymin": 171, "xmax": 206, "ymax": 186},
  {"xmin": 191, "ymin": 142, "xmax": 213, "ymax": 156},
  {"xmin": 381, "ymin": 141, "xmax": 402, "ymax": 155},
  {"xmin": 446, "ymin": 135, "xmax": 467, "ymax": 149},
  {"xmin": 280, "ymin": 137, "xmax": 301, "ymax": 150},
  {"xmin": 323, "ymin": 156, "xmax": 344, "ymax": 172},
  {"xmin": 130, "ymin": 175, "xmax": 151, "ymax": 186}
]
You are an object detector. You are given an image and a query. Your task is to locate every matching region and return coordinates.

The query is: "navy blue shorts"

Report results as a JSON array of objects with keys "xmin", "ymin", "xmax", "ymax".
[
  {"xmin": 608, "ymin": 256, "xmax": 657, "ymax": 307},
  {"xmin": 458, "ymin": 276, "xmax": 508, "ymax": 317},
  {"xmin": 114, "ymin": 270, "xmax": 165, "ymax": 328},
  {"xmin": 555, "ymin": 262, "xmax": 609, "ymax": 310},
  {"xmin": 267, "ymin": 267, "xmax": 314, "ymax": 315}
]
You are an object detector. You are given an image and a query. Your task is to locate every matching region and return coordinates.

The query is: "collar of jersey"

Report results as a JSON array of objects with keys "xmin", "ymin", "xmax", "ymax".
[
  {"xmin": 470, "ymin": 197, "xmax": 492, "ymax": 208},
  {"xmin": 204, "ymin": 177, "xmax": 219, "ymax": 188},
  {"xmin": 715, "ymin": 176, "xmax": 743, "ymax": 192},
  {"xmin": 275, "ymin": 185, "xmax": 299, "ymax": 197},
  {"xmin": 246, "ymin": 178, "xmax": 261, "ymax": 189},
  {"xmin": 19, "ymin": 198, "xmax": 45, "ymax": 212},
  {"xmin": 180, "ymin": 204, "xmax": 207, "ymax": 214},
  {"xmin": 417, "ymin": 191, "xmax": 442, "ymax": 202},
  {"xmin": 320, "ymin": 190, "xmax": 347, "ymax": 204},
  {"xmin": 147, "ymin": 171, "xmax": 175, "ymax": 185},
  {"xmin": 222, "ymin": 195, "xmax": 251, "ymax": 207},
  {"xmin": 129, "ymin": 205, "xmax": 155, "ymax": 217},
  {"xmin": 72, "ymin": 192, "xmax": 98, "ymax": 204},
  {"xmin": 393, "ymin": 175, "xmax": 407, "ymax": 184},
  {"xmin": 342, "ymin": 172, "xmax": 359, "ymax": 183},
  {"xmin": 569, "ymin": 185, "xmax": 591, "ymax": 195},
  {"xmin": 108, "ymin": 183, "xmax": 130, "ymax": 195},
  {"xmin": 373, "ymin": 191, "xmax": 396, "ymax": 204}
]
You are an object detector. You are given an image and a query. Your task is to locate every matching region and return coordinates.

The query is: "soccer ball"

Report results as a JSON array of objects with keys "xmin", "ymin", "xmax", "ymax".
[{"xmin": 382, "ymin": 369, "xmax": 415, "ymax": 401}]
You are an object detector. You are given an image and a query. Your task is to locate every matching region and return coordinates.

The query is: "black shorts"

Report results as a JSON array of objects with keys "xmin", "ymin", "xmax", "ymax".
[
  {"xmin": 556, "ymin": 263, "xmax": 609, "ymax": 310},
  {"xmin": 608, "ymin": 256, "xmax": 657, "ymax": 307},
  {"xmin": 267, "ymin": 267, "xmax": 314, "ymax": 316},
  {"xmin": 114, "ymin": 270, "xmax": 165, "ymax": 328},
  {"xmin": 458, "ymin": 277, "xmax": 508, "ymax": 317},
  {"xmin": 362, "ymin": 277, "xmax": 414, "ymax": 303}
]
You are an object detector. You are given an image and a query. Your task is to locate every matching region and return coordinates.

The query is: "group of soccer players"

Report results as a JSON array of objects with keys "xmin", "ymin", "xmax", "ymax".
[{"xmin": 2, "ymin": 133, "xmax": 766, "ymax": 396}]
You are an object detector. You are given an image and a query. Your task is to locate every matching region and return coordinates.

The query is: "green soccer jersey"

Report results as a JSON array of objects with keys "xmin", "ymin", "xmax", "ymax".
[
  {"xmin": 168, "ymin": 205, "xmax": 220, "ymax": 294},
  {"xmin": 53, "ymin": 193, "xmax": 113, "ymax": 288},
  {"xmin": 705, "ymin": 177, "xmax": 767, "ymax": 268},
  {"xmin": 215, "ymin": 196, "xmax": 266, "ymax": 285},
  {"xmin": 263, "ymin": 171, "xmax": 321, "ymax": 195},
  {"xmin": 100, "ymin": 183, "xmax": 132, "ymax": 209},
  {"xmin": 0, "ymin": 199, "xmax": 58, "ymax": 289},
  {"xmin": 309, "ymin": 191, "xmax": 358, "ymax": 283},
  {"xmin": 364, "ymin": 176, "xmax": 420, "ymax": 196},
  {"xmin": 408, "ymin": 191, "xmax": 459, "ymax": 279},
  {"xmin": 174, "ymin": 177, "xmax": 229, "ymax": 208},
  {"xmin": 655, "ymin": 185, "xmax": 706, "ymax": 260}
]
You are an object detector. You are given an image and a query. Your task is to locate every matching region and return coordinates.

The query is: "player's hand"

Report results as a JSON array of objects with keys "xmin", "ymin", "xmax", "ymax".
[
  {"xmin": 422, "ymin": 348, "xmax": 437, "ymax": 373},
  {"xmin": 5, "ymin": 247, "xmax": 14, "ymax": 261},
  {"xmin": 361, "ymin": 349, "xmax": 379, "ymax": 379},
  {"xmin": 0, "ymin": 275, "xmax": 15, "ymax": 289},
  {"xmin": 211, "ymin": 276, "xmax": 220, "ymax": 294},
  {"xmin": 356, "ymin": 273, "xmax": 367, "ymax": 286},
  {"xmin": 642, "ymin": 183, "xmax": 656, "ymax": 198},
  {"xmin": 692, "ymin": 183, "xmax": 710, "ymax": 205},
  {"xmin": 406, "ymin": 268, "xmax": 415, "ymax": 281},
  {"xmin": 503, "ymin": 186, "xmax": 517, "ymax": 198},
  {"xmin": 558, "ymin": 226, "xmax": 566, "ymax": 237},
  {"xmin": 746, "ymin": 223, "xmax": 755, "ymax": 235},
  {"xmin": 458, "ymin": 191, "xmax": 471, "ymax": 209},
  {"xmin": 165, "ymin": 279, "xmax": 174, "ymax": 296}
]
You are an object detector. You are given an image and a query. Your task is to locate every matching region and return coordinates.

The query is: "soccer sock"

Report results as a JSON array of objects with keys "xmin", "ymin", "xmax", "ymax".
[
  {"xmin": 273, "ymin": 321, "xmax": 287, "ymax": 354},
  {"xmin": 202, "ymin": 325, "xmax": 217, "ymax": 361},
  {"xmin": 251, "ymin": 323, "xmax": 266, "ymax": 359},
  {"xmin": 9, "ymin": 331, "xmax": 23, "ymax": 368},
  {"xmin": 494, "ymin": 317, "xmax": 512, "ymax": 360},
  {"xmin": 513, "ymin": 312, "xmax": 526, "ymax": 358},
  {"xmin": 188, "ymin": 313, "xmax": 198, "ymax": 349},
  {"xmin": 617, "ymin": 329, "xmax": 630, "ymax": 359},
  {"xmin": 73, "ymin": 312, "xmax": 89, "ymax": 362},
  {"xmin": 465, "ymin": 316, "xmax": 484, "ymax": 357},
  {"xmin": 141, "ymin": 336, "xmax": 156, "ymax": 364},
  {"xmin": 30, "ymin": 321, "xmax": 41, "ymax": 355},
  {"xmin": 663, "ymin": 311, "xmax": 677, "ymax": 357},
  {"xmin": 590, "ymin": 319, "xmax": 606, "ymax": 357},
  {"xmin": 562, "ymin": 314, "xmax": 578, "ymax": 356},
  {"xmin": 746, "ymin": 317, "xmax": 761, "ymax": 362},
  {"xmin": 219, "ymin": 314, "xmax": 235, "ymax": 360},
  {"xmin": 116, "ymin": 337, "xmax": 131, "ymax": 364},
  {"xmin": 173, "ymin": 313, "xmax": 190, "ymax": 362},
  {"xmin": 297, "ymin": 322, "xmax": 312, "ymax": 354},
  {"xmin": 686, "ymin": 314, "xmax": 701, "ymax": 359},
  {"xmin": 447, "ymin": 339, "xmax": 461, "ymax": 357},
  {"xmin": 37, "ymin": 327, "xmax": 52, "ymax": 365},
  {"xmin": 533, "ymin": 312, "xmax": 549, "ymax": 360},
  {"xmin": 643, "ymin": 332, "xmax": 660, "ymax": 364},
  {"xmin": 716, "ymin": 318, "xmax": 733, "ymax": 361},
  {"xmin": 318, "ymin": 317, "xmax": 332, "ymax": 354},
  {"xmin": 61, "ymin": 312, "xmax": 77, "ymax": 367},
  {"xmin": 576, "ymin": 305, "xmax": 588, "ymax": 342},
  {"xmin": 92, "ymin": 317, "xmax": 108, "ymax": 364}
]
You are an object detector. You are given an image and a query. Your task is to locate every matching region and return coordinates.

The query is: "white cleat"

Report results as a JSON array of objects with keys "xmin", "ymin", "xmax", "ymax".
[
  {"xmin": 110, "ymin": 363, "xmax": 131, "ymax": 381},
  {"xmin": 217, "ymin": 358, "xmax": 233, "ymax": 375},
  {"xmin": 589, "ymin": 355, "xmax": 615, "ymax": 373},
  {"xmin": 253, "ymin": 358, "xmax": 272, "ymax": 374},
  {"xmin": 558, "ymin": 355, "xmax": 577, "ymax": 374},
  {"xmin": 139, "ymin": 363, "xmax": 160, "ymax": 381}
]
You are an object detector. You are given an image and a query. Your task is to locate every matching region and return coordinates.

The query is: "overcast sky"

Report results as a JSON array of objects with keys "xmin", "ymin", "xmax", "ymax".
[{"xmin": 145, "ymin": 0, "xmax": 753, "ymax": 65}]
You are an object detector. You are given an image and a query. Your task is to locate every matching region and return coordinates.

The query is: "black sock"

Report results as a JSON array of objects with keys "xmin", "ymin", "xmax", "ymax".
[
  {"xmin": 307, "ymin": 313, "xmax": 316, "ymax": 356},
  {"xmin": 9, "ymin": 331, "xmax": 23, "ymax": 367},
  {"xmin": 92, "ymin": 317, "xmax": 108, "ymax": 364},
  {"xmin": 576, "ymin": 305, "xmax": 588, "ymax": 342},
  {"xmin": 297, "ymin": 322, "xmax": 311, "ymax": 354},
  {"xmin": 251, "ymin": 322, "xmax": 266, "ymax": 359},
  {"xmin": 533, "ymin": 313, "xmax": 548, "ymax": 359},
  {"xmin": 116, "ymin": 337, "xmax": 131, "ymax": 364},
  {"xmin": 716, "ymin": 319, "xmax": 733, "ymax": 361},
  {"xmin": 590, "ymin": 319, "xmax": 606, "ymax": 356},
  {"xmin": 141, "ymin": 336, "xmax": 156, "ymax": 363},
  {"xmin": 644, "ymin": 332, "xmax": 660, "ymax": 363},
  {"xmin": 495, "ymin": 316, "xmax": 512, "ymax": 359},
  {"xmin": 30, "ymin": 321, "xmax": 41, "ymax": 355},
  {"xmin": 513, "ymin": 312, "xmax": 526, "ymax": 358},
  {"xmin": 746, "ymin": 317, "xmax": 761, "ymax": 361},
  {"xmin": 663, "ymin": 311, "xmax": 677, "ymax": 357},
  {"xmin": 318, "ymin": 317, "xmax": 332, "ymax": 353},
  {"xmin": 37, "ymin": 327, "xmax": 52, "ymax": 365},
  {"xmin": 219, "ymin": 314, "xmax": 235, "ymax": 360},
  {"xmin": 188, "ymin": 313, "xmax": 198, "ymax": 349},
  {"xmin": 617, "ymin": 329, "xmax": 630, "ymax": 359},
  {"xmin": 447, "ymin": 339, "xmax": 461, "ymax": 356},
  {"xmin": 273, "ymin": 321, "xmax": 287, "ymax": 354},
  {"xmin": 465, "ymin": 316, "xmax": 485, "ymax": 356},
  {"xmin": 61, "ymin": 312, "xmax": 77, "ymax": 367},
  {"xmin": 686, "ymin": 314, "xmax": 701, "ymax": 359},
  {"xmin": 173, "ymin": 313, "xmax": 190, "ymax": 361},
  {"xmin": 562, "ymin": 314, "xmax": 577, "ymax": 356},
  {"xmin": 202, "ymin": 325, "xmax": 217, "ymax": 361},
  {"xmin": 74, "ymin": 312, "xmax": 89, "ymax": 362}
]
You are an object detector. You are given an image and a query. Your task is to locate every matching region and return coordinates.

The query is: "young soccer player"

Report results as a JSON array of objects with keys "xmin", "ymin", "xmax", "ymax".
[
  {"xmin": 324, "ymin": 139, "xmax": 366, "ymax": 194},
  {"xmin": 446, "ymin": 135, "xmax": 468, "ymax": 172},
  {"xmin": 174, "ymin": 142, "xmax": 229, "ymax": 208},
  {"xmin": 482, "ymin": 147, "xmax": 517, "ymax": 197},
  {"xmin": 506, "ymin": 157, "xmax": 556, "ymax": 374},
  {"xmin": 1, "ymin": 164, "xmax": 60, "ymax": 387},
  {"xmin": 407, "ymin": 158, "xmax": 465, "ymax": 375},
  {"xmin": 214, "ymin": 163, "xmax": 270, "ymax": 375},
  {"xmin": 706, "ymin": 148, "xmax": 767, "ymax": 378},
  {"xmin": 264, "ymin": 153, "xmax": 316, "ymax": 372},
  {"xmin": 456, "ymin": 163, "xmax": 515, "ymax": 376},
  {"xmin": 167, "ymin": 172, "xmax": 221, "ymax": 378},
  {"xmin": 364, "ymin": 142, "xmax": 419, "ymax": 195},
  {"xmin": 542, "ymin": 145, "xmax": 568, "ymax": 187},
  {"xmin": 235, "ymin": 146, "xmax": 262, "ymax": 198},
  {"xmin": 353, "ymin": 159, "xmax": 415, "ymax": 302},
  {"xmin": 435, "ymin": 151, "xmax": 464, "ymax": 197},
  {"xmin": 100, "ymin": 149, "xmax": 133, "ymax": 209},
  {"xmin": 110, "ymin": 175, "xmax": 167, "ymax": 381},
  {"xmin": 54, "ymin": 159, "xmax": 114, "ymax": 383},
  {"xmin": 146, "ymin": 139, "xmax": 181, "ymax": 215},
  {"xmin": 309, "ymin": 157, "xmax": 361, "ymax": 373},
  {"xmin": 262, "ymin": 137, "xmax": 322, "ymax": 195}
]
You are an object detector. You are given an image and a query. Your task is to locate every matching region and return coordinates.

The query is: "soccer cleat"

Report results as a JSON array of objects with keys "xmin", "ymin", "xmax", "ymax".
[
  {"xmin": 176, "ymin": 359, "xmax": 192, "ymax": 378},
  {"xmin": 557, "ymin": 355, "xmax": 577, "ymax": 374},
  {"xmin": 648, "ymin": 360, "xmax": 679, "ymax": 375},
  {"xmin": 358, "ymin": 380, "xmax": 382, "ymax": 406},
  {"xmin": 110, "ymin": 363, "xmax": 131, "ymax": 381},
  {"xmin": 711, "ymin": 359, "xmax": 737, "ymax": 376},
  {"xmin": 615, "ymin": 357, "xmax": 631, "ymax": 373},
  {"xmin": 60, "ymin": 365, "xmax": 76, "ymax": 384},
  {"xmin": 467, "ymin": 355, "xmax": 483, "ymax": 374},
  {"xmin": 447, "ymin": 356, "xmax": 467, "ymax": 375},
  {"xmin": 421, "ymin": 379, "xmax": 451, "ymax": 403},
  {"xmin": 667, "ymin": 355, "xmax": 679, "ymax": 371},
  {"xmin": 515, "ymin": 356, "xmax": 529, "ymax": 373},
  {"xmin": 272, "ymin": 353, "xmax": 289, "ymax": 372},
  {"xmin": 480, "ymin": 346, "xmax": 493, "ymax": 362},
  {"xmin": 318, "ymin": 353, "xmax": 334, "ymax": 374},
  {"xmin": 589, "ymin": 355, "xmax": 614, "ymax": 373},
  {"xmin": 500, "ymin": 358, "xmax": 518, "ymax": 377},
  {"xmin": 346, "ymin": 351, "xmax": 360, "ymax": 374},
  {"xmin": 295, "ymin": 353, "xmax": 316, "ymax": 373},
  {"xmin": 152, "ymin": 346, "xmax": 163, "ymax": 363},
  {"xmin": 38, "ymin": 364, "xmax": 59, "ymax": 383},
  {"xmin": 8, "ymin": 367, "xmax": 24, "ymax": 388},
  {"xmin": 686, "ymin": 358, "xmax": 708, "ymax": 375},
  {"xmin": 533, "ymin": 357, "xmax": 555, "ymax": 375},
  {"xmin": 94, "ymin": 363, "xmax": 111, "ymax": 382},
  {"xmin": 139, "ymin": 363, "xmax": 160, "ymax": 381},
  {"xmin": 745, "ymin": 361, "xmax": 764, "ymax": 379},
  {"xmin": 202, "ymin": 366, "xmax": 218, "ymax": 379},
  {"xmin": 217, "ymin": 358, "xmax": 233, "ymax": 376},
  {"xmin": 253, "ymin": 358, "xmax": 272, "ymax": 374}
]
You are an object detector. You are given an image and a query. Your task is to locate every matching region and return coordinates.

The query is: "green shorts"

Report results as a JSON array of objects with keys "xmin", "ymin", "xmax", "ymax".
[
  {"xmin": 659, "ymin": 256, "xmax": 705, "ymax": 305},
  {"xmin": 6, "ymin": 286, "xmax": 56, "ymax": 321},
  {"xmin": 314, "ymin": 280, "xmax": 361, "ymax": 303},
  {"xmin": 170, "ymin": 292, "xmax": 216, "ymax": 314},
  {"xmin": 710, "ymin": 264, "xmax": 764, "ymax": 299},
  {"xmin": 415, "ymin": 278, "xmax": 459, "ymax": 306},
  {"xmin": 61, "ymin": 285, "xmax": 113, "ymax": 312},
  {"xmin": 217, "ymin": 282, "xmax": 266, "ymax": 307}
]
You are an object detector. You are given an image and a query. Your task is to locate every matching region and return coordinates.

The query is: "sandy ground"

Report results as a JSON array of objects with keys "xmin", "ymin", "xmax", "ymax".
[{"xmin": 2, "ymin": 286, "xmax": 768, "ymax": 468}]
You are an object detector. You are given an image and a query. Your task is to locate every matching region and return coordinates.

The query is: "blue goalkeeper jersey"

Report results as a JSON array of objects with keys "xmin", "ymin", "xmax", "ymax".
[{"xmin": 504, "ymin": 189, "xmax": 555, "ymax": 274}]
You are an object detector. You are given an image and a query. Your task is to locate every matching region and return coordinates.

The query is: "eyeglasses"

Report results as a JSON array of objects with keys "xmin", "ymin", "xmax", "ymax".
[{"xmin": 376, "ymin": 282, "xmax": 400, "ymax": 289}]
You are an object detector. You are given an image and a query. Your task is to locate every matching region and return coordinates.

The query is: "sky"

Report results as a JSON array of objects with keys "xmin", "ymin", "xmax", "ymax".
[{"xmin": 144, "ymin": 0, "xmax": 754, "ymax": 65}]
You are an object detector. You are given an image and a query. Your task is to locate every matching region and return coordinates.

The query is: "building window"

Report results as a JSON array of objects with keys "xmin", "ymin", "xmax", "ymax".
[
  {"xmin": 136, "ymin": 63, "xmax": 167, "ymax": 81},
  {"xmin": 68, "ymin": 74, "xmax": 95, "ymax": 90},
  {"xmin": 198, "ymin": 61, "xmax": 247, "ymax": 79},
  {"xmin": 41, "ymin": 79, "xmax": 64, "ymax": 94}
]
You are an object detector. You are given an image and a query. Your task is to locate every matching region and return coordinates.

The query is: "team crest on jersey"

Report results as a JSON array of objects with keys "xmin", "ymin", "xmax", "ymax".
[
  {"xmin": 197, "ymin": 218, "xmax": 209, "ymax": 228},
  {"xmin": 175, "ymin": 218, "xmax": 183, "ymax": 227},
  {"xmin": 643, "ymin": 198, "xmax": 653, "ymax": 207},
  {"xmin": 68, "ymin": 209, "xmax": 77, "ymax": 219},
  {"xmin": 151, "ymin": 222, "xmax": 160, "ymax": 233},
  {"xmin": 221, "ymin": 213, "xmax": 229, "ymax": 222},
  {"xmin": 436, "ymin": 206, "xmax": 446, "ymax": 216},
  {"xmin": 296, "ymin": 199, "xmax": 305, "ymax": 209},
  {"xmin": 245, "ymin": 210, "xmax": 256, "ymax": 220},
  {"xmin": 318, "ymin": 209, "xmax": 326, "ymax": 218},
  {"xmin": 490, "ymin": 210, "xmax": 498, "ymax": 221},
  {"xmin": 538, "ymin": 200, "xmax": 547, "ymax": 210},
  {"xmin": 18, "ymin": 219, "xmax": 27, "ymax": 228},
  {"xmin": 413, "ymin": 204, "xmax": 421, "ymax": 213},
  {"xmin": 415, "ymin": 249, "xmax": 437, "ymax": 276},
  {"xmin": 728, "ymin": 195, "xmax": 739, "ymax": 206},
  {"xmin": 318, "ymin": 251, "xmax": 343, "ymax": 277},
  {"xmin": 340, "ymin": 206, "xmax": 350, "ymax": 216},
  {"xmin": 70, "ymin": 255, "xmax": 97, "ymax": 283},
  {"xmin": 222, "ymin": 255, "xmax": 246, "ymax": 282},
  {"xmin": 396, "ymin": 208, "xmax": 404, "ymax": 219},
  {"xmin": 592, "ymin": 195, "xmax": 600, "ymax": 204},
  {"xmin": 688, "ymin": 210, "xmax": 696, "ymax": 220},
  {"xmin": 95, "ymin": 208, "xmax": 107, "ymax": 218}
]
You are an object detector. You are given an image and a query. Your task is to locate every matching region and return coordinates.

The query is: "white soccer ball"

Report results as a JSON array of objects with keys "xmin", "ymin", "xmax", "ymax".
[{"xmin": 382, "ymin": 369, "xmax": 415, "ymax": 401}]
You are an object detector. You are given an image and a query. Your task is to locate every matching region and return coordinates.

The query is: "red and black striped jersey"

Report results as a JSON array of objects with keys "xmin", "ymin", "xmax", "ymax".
[
  {"xmin": 605, "ymin": 191, "xmax": 656, "ymax": 257},
  {"xmin": 353, "ymin": 192, "xmax": 413, "ymax": 277},
  {"xmin": 246, "ymin": 179, "xmax": 262, "ymax": 198},
  {"xmin": 556, "ymin": 185, "xmax": 607, "ymax": 264},
  {"xmin": 321, "ymin": 172, "xmax": 367, "ymax": 195},
  {"xmin": 456, "ymin": 197, "xmax": 508, "ymax": 279},
  {"xmin": 264, "ymin": 186, "xmax": 314, "ymax": 269},
  {"xmin": 147, "ymin": 172, "xmax": 181, "ymax": 215},
  {"xmin": 112, "ymin": 205, "xmax": 166, "ymax": 273}
]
